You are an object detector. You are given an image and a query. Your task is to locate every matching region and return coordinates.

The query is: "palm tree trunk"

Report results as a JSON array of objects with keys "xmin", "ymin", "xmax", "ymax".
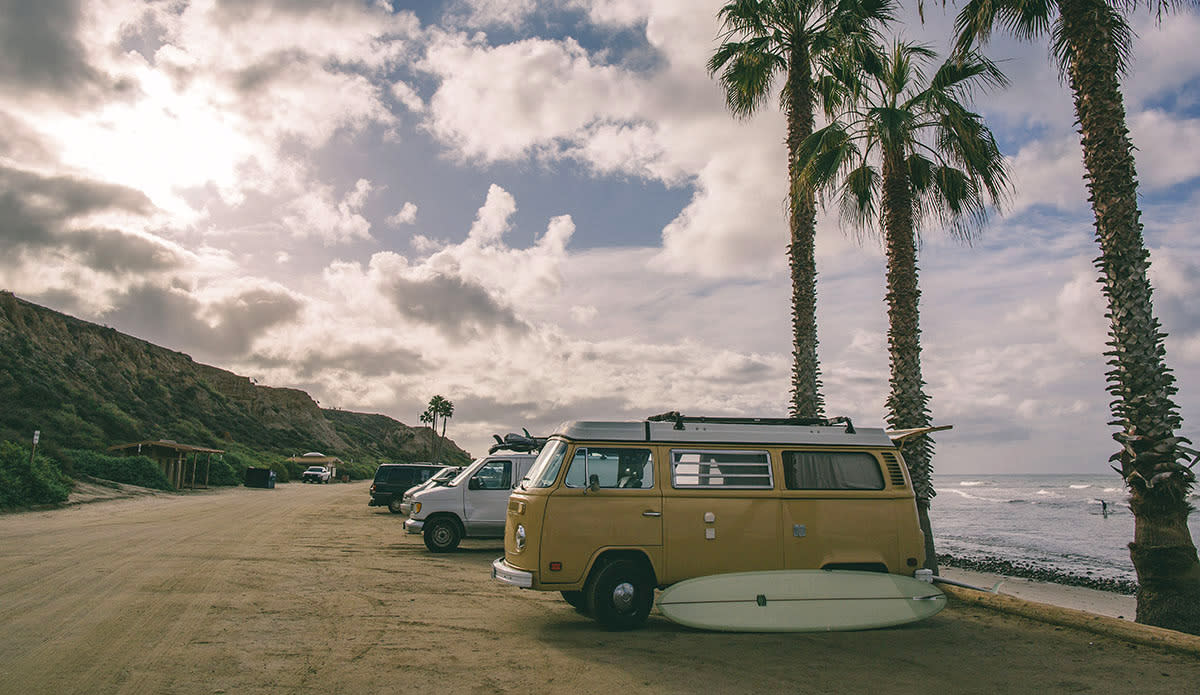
[
  {"xmin": 881, "ymin": 153, "xmax": 937, "ymax": 572},
  {"xmin": 786, "ymin": 44, "xmax": 824, "ymax": 419},
  {"xmin": 1059, "ymin": 0, "xmax": 1200, "ymax": 633}
]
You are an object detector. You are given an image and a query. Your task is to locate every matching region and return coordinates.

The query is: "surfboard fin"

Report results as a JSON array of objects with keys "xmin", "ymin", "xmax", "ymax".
[{"xmin": 933, "ymin": 576, "xmax": 1003, "ymax": 594}]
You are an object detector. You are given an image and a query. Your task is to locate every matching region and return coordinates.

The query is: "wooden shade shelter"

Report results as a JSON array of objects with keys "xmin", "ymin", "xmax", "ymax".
[{"xmin": 107, "ymin": 440, "xmax": 224, "ymax": 490}]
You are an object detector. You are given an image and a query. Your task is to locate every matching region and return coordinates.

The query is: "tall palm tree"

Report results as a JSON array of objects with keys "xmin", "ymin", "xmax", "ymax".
[
  {"xmin": 435, "ymin": 397, "xmax": 454, "ymax": 463},
  {"xmin": 425, "ymin": 395, "xmax": 454, "ymax": 463},
  {"xmin": 418, "ymin": 408, "xmax": 435, "ymax": 460},
  {"xmin": 709, "ymin": 0, "xmax": 895, "ymax": 418},
  {"xmin": 956, "ymin": 0, "xmax": 1200, "ymax": 634},
  {"xmin": 796, "ymin": 41, "xmax": 1011, "ymax": 571}
]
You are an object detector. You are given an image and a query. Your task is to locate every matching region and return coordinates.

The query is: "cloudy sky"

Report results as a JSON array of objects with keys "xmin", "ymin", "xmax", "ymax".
[{"xmin": 1, "ymin": 0, "xmax": 1197, "ymax": 474}]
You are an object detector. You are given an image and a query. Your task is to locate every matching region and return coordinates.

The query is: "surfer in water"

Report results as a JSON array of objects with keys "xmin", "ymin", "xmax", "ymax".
[{"xmin": 1099, "ymin": 499, "xmax": 1109, "ymax": 518}]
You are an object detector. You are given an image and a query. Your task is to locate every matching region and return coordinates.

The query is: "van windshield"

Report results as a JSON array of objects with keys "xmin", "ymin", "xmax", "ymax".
[
  {"xmin": 523, "ymin": 439, "xmax": 567, "ymax": 488},
  {"xmin": 450, "ymin": 458, "xmax": 485, "ymax": 487}
]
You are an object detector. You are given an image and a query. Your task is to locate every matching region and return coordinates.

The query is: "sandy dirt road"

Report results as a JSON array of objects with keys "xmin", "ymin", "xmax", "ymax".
[{"xmin": 1, "ymin": 482, "xmax": 1197, "ymax": 695}]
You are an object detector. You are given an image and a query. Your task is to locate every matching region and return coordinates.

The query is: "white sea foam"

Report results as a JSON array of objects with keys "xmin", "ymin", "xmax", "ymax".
[
  {"xmin": 944, "ymin": 489, "xmax": 996, "ymax": 502},
  {"xmin": 1069, "ymin": 484, "xmax": 1091, "ymax": 489},
  {"xmin": 959, "ymin": 481, "xmax": 985, "ymax": 487},
  {"xmin": 1036, "ymin": 489, "xmax": 1063, "ymax": 498}
]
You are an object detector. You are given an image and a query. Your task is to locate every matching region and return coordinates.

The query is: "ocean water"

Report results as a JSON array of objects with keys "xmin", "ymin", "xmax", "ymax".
[{"xmin": 929, "ymin": 474, "xmax": 1200, "ymax": 584}]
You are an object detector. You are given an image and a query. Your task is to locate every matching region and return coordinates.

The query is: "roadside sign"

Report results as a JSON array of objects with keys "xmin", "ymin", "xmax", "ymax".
[{"xmin": 33, "ymin": 431, "xmax": 40, "ymax": 445}]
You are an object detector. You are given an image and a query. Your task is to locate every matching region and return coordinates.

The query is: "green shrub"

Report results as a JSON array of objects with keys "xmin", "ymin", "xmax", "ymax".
[
  {"xmin": 64, "ymin": 449, "xmax": 173, "ymax": 490},
  {"xmin": 206, "ymin": 455, "xmax": 240, "ymax": 486},
  {"xmin": 267, "ymin": 459, "xmax": 291, "ymax": 483},
  {"xmin": 0, "ymin": 441, "xmax": 73, "ymax": 508}
]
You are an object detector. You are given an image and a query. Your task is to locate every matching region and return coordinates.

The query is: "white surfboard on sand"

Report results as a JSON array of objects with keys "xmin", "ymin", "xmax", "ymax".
[{"xmin": 656, "ymin": 569, "xmax": 946, "ymax": 632}]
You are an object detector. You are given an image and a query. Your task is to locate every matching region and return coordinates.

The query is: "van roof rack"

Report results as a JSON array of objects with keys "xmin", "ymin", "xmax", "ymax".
[{"xmin": 646, "ymin": 411, "xmax": 855, "ymax": 435}]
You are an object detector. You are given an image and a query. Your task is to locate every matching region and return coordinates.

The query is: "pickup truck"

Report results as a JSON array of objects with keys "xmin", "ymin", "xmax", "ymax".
[{"xmin": 301, "ymin": 466, "xmax": 331, "ymax": 483}]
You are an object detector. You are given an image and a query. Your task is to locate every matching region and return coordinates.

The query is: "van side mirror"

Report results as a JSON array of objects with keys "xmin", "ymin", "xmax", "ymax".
[
  {"xmin": 586, "ymin": 479, "xmax": 599, "ymax": 493},
  {"xmin": 468, "ymin": 477, "xmax": 481, "ymax": 490}
]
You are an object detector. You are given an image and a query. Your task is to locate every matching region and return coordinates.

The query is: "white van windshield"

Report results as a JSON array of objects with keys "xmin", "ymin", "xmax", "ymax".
[
  {"xmin": 524, "ymin": 439, "xmax": 567, "ymax": 488},
  {"xmin": 450, "ymin": 458, "xmax": 485, "ymax": 487}
]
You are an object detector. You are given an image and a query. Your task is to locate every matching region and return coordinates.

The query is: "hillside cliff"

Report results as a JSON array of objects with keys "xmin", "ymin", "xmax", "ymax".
[{"xmin": 0, "ymin": 291, "xmax": 470, "ymax": 464}]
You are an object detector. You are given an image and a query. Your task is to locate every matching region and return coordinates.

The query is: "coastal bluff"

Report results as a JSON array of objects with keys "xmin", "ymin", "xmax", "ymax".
[{"xmin": 0, "ymin": 291, "xmax": 468, "ymax": 465}]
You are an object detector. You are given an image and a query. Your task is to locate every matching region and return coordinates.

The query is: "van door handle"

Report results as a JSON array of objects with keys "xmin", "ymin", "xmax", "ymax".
[{"xmin": 642, "ymin": 511, "xmax": 662, "ymax": 517}]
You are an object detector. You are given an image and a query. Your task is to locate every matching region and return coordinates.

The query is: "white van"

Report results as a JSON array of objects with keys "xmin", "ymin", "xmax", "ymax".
[{"xmin": 403, "ymin": 451, "xmax": 538, "ymax": 552}]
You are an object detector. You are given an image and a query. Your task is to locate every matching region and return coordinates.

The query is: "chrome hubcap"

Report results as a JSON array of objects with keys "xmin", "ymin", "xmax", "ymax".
[{"xmin": 612, "ymin": 582, "xmax": 635, "ymax": 613}]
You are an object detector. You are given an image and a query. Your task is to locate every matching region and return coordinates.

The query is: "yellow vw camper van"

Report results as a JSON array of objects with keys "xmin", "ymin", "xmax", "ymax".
[{"xmin": 492, "ymin": 413, "xmax": 929, "ymax": 630}]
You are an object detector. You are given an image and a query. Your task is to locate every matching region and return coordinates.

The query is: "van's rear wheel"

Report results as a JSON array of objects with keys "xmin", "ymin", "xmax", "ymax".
[
  {"xmin": 585, "ymin": 559, "xmax": 652, "ymax": 630},
  {"xmin": 387, "ymin": 497, "xmax": 404, "ymax": 514},
  {"xmin": 423, "ymin": 518, "xmax": 461, "ymax": 552}
]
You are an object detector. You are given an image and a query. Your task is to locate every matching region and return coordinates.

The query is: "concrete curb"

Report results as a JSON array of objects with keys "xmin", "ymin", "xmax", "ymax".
[{"xmin": 942, "ymin": 584, "xmax": 1200, "ymax": 657}]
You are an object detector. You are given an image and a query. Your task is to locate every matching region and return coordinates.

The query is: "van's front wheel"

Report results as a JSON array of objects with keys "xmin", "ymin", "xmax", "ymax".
[
  {"xmin": 560, "ymin": 590, "xmax": 589, "ymax": 614},
  {"xmin": 585, "ymin": 559, "xmax": 652, "ymax": 630},
  {"xmin": 423, "ymin": 518, "xmax": 461, "ymax": 552}
]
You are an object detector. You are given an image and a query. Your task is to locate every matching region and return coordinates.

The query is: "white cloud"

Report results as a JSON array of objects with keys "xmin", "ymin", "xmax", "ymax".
[
  {"xmin": 421, "ymin": 32, "xmax": 641, "ymax": 162},
  {"xmin": 390, "ymin": 80, "xmax": 426, "ymax": 112},
  {"xmin": 281, "ymin": 178, "xmax": 374, "ymax": 244},
  {"xmin": 1006, "ymin": 136, "xmax": 1087, "ymax": 214},
  {"xmin": 448, "ymin": 0, "xmax": 539, "ymax": 29},
  {"xmin": 387, "ymin": 201, "xmax": 419, "ymax": 226},
  {"xmin": 1128, "ymin": 110, "xmax": 1200, "ymax": 190}
]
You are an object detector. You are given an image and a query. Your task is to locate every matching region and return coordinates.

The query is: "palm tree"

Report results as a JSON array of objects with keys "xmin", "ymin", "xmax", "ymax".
[
  {"xmin": 418, "ymin": 408, "xmax": 435, "ymax": 460},
  {"xmin": 956, "ymin": 0, "xmax": 1200, "ymax": 634},
  {"xmin": 425, "ymin": 395, "xmax": 454, "ymax": 463},
  {"xmin": 435, "ymin": 397, "xmax": 454, "ymax": 462},
  {"xmin": 709, "ymin": 0, "xmax": 895, "ymax": 418},
  {"xmin": 796, "ymin": 41, "xmax": 1011, "ymax": 572}
]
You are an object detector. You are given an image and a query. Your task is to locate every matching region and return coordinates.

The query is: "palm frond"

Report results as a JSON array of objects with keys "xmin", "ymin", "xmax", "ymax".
[
  {"xmin": 955, "ymin": 0, "xmax": 1055, "ymax": 53},
  {"xmin": 710, "ymin": 39, "xmax": 787, "ymax": 118},
  {"xmin": 796, "ymin": 122, "xmax": 863, "ymax": 197},
  {"xmin": 838, "ymin": 163, "xmax": 881, "ymax": 237},
  {"xmin": 716, "ymin": 0, "xmax": 775, "ymax": 39}
]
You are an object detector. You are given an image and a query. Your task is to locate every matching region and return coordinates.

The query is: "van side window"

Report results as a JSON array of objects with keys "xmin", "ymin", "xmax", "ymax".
[
  {"xmin": 782, "ymin": 451, "xmax": 884, "ymax": 490},
  {"xmin": 565, "ymin": 448, "xmax": 654, "ymax": 489},
  {"xmin": 473, "ymin": 460, "xmax": 512, "ymax": 489},
  {"xmin": 671, "ymin": 450, "xmax": 772, "ymax": 489}
]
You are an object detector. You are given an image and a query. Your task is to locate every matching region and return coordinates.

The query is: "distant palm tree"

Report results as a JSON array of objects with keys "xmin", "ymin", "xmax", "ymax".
[
  {"xmin": 425, "ymin": 395, "xmax": 454, "ymax": 463},
  {"xmin": 435, "ymin": 397, "xmax": 454, "ymax": 462},
  {"xmin": 709, "ymin": 0, "xmax": 895, "ymax": 418},
  {"xmin": 956, "ymin": 0, "xmax": 1200, "ymax": 634},
  {"xmin": 796, "ymin": 41, "xmax": 1011, "ymax": 571},
  {"xmin": 418, "ymin": 408, "xmax": 435, "ymax": 460}
]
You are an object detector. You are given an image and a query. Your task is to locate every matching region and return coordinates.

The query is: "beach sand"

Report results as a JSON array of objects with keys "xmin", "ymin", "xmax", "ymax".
[
  {"xmin": 939, "ymin": 566, "xmax": 1137, "ymax": 620},
  {"xmin": 2, "ymin": 481, "xmax": 1197, "ymax": 694}
]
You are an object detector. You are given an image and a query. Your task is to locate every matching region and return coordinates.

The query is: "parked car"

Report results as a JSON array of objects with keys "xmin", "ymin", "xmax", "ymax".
[
  {"xmin": 398, "ymin": 466, "xmax": 462, "ymax": 515},
  {"xmin": 492, "ymin": 413, "xmax": 934, "ymax": 630},
  {"xmin": 403, "ymin": 451, "xmax": 538, "ymax": 552},
  {"xmin": 301, "ymin": 465, "xmax": 331, "ymax": 483},
  {"xmin": 369, "ymin": 463, "xmax": 447, "ymax": 513}
]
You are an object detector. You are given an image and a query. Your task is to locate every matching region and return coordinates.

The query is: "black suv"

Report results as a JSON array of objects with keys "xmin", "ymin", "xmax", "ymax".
[{"xmin": 369, "ymin": 463, "xmax": 447, "ymax": 513}]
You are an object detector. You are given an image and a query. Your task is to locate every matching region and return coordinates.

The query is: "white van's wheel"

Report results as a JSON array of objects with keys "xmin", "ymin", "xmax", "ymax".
[
  {"xmin": 585, "ymin": 559, "xmax": 652, "ymax": 630},
  {"xmin": 423, "ymin": 518, "xmax": 461, "ymax": 552}
]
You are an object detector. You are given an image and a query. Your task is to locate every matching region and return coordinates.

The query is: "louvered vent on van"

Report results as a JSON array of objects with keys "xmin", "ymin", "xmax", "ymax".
[{"xmin": 882, "ymin": 452, "xmax": 906, "ymax": 487}]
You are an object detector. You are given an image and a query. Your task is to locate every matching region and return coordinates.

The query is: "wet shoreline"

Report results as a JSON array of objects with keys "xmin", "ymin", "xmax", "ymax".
[{"xmin": 938, "ymin": 553, "xmax": 1138, "ymax": 595}]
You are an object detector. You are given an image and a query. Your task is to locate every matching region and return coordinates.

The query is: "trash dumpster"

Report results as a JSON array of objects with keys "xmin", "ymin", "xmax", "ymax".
[{"xmin": 244, "ymin": 467, "xmax": 276, "ymax": 489}]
